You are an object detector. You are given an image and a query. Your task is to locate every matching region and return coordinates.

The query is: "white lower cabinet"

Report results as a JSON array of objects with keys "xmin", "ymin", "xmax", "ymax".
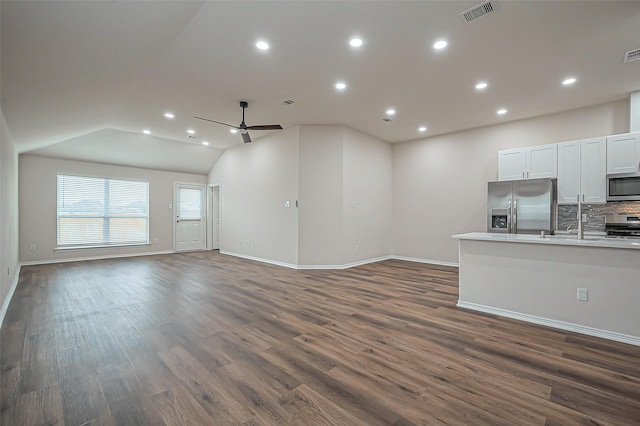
[{"xmin": 557, "ymin": 137, "xmax": 606, "ymax": 204}]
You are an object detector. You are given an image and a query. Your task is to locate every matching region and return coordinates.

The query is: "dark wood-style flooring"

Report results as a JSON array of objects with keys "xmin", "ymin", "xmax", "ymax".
[{"xmin": 1, "ymin": 252, "xmax": 640, "ymax": 425}]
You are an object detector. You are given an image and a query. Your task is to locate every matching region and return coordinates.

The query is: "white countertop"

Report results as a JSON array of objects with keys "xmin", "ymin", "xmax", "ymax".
[{"xmin": 452, "ymin": 232, "xmax": 640, "ymax": 250}]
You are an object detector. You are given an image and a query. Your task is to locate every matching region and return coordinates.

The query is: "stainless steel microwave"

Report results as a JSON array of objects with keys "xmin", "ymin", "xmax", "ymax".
[{"xmin": 607, "ymin": 172, "xmax": 640, "ymax": 201}]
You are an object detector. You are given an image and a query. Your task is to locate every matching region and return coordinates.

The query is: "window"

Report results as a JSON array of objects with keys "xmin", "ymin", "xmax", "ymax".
[
  {"xmin": 179, "ymin": 188, "xmax": 202, "ymax": 220},
  {"xmin": 57, "ymin": 175, "xmax": 149, "ymax": 247}
]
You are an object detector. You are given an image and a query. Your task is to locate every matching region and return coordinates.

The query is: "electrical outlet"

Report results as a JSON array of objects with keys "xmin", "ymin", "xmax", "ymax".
[
  {"xmin": 285, "ymin": 201, "xmax": 290, "ymax": 208},
  {"xmin": 248, "ymin": 242, "xmax": 252, "ymax": 248},
  {"xmin": 30, "ymin": 244, "xmax": 36, "ymax": 251},
  {"xmin": 577, "ymin": 288, "xmax": 588, "ymax": 302},
  {"xmin": 153, "ymin": 238, "xmax": 158, "ymax": 244},
  {"xmin": 355, "ymin": 245, "xmax": 360, "ymax": 252}
]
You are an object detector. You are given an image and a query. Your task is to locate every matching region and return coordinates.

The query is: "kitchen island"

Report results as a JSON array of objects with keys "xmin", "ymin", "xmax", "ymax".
[{"xmin": 453, "ymin": 232, "xmax": 640, "ymax": 346}]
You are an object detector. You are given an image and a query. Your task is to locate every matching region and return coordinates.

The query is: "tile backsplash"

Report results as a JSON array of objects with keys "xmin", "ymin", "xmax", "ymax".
[{"xmin": 557, "ymin": 201, "xmax": 640, "ymax": 233}]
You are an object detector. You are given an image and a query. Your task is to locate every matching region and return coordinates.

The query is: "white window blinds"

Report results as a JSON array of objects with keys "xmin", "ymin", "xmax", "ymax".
[
  {"xmin": 57, "ymin": 175, "xmax": 149, "ymax": 247},
  {"xmin": 179, "ymin": 188, "xmax": 202, "ymax": 220}
]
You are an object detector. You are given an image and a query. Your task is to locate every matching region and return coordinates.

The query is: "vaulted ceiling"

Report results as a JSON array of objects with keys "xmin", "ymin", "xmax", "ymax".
[{"xmin": 2, "ymin": 1, "xmax": 639, "ymax": 174}]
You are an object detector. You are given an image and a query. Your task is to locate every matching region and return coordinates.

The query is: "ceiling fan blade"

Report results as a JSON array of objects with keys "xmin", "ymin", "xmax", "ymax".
[
  {"xmin": 193, "ymin": 116, "xmax": 239, "ymax": 129},
  {"xmin": 241, "ymin": 132, "xmax": 252, "ymax": 144},
  {"xmin": 246, "ymin": 124, "xmax": 283, "ymax": 131}
]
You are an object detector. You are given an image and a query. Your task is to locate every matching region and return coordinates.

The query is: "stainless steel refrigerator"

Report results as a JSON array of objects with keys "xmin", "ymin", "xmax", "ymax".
[{"xmin": 487, "ymin": 178, "xmax": 556, "ymax": 234}]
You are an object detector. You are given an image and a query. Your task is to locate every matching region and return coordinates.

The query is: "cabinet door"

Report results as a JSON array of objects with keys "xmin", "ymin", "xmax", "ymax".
[
  {"xmin": 607, "ymin": 133, "xmax": 640, "ymax": 174},
  {"xmin": 580, "ymin": 137, "xmax": 607, "ymax": 203},
  {"xmin": 557, "ymin": 140, "xmax": 580, "ymax": 204},
  {"xmin": 526, "ymin": 144, "xmax": 558, "ymax": 179},
  {"xmin": 498, "ymin": 148, "xmax": 525, "ymax": 181}
]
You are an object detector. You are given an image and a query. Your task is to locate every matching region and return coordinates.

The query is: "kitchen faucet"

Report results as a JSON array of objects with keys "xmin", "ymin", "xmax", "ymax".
[
  {"xmin": 566, "ymin": 196, "xmax": 585, "ymax": 240},
  {"xmin": 575, "ymin": 196, "xmax": 586, "ymax": 240}
]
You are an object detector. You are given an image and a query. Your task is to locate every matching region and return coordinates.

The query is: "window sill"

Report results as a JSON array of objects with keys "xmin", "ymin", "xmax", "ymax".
[{"xmin": 54, "ymin": 243, "xmax": 151, "ymax": 252}]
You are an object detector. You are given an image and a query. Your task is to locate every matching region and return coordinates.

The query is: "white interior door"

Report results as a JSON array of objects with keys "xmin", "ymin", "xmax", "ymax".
[
  {"xmin": 175, "ymin": 183, "xmax": 205, "ymax": 252},
  {"xmin": 209, "ymin": 185, "xmax": 220, "ymax": 250}
]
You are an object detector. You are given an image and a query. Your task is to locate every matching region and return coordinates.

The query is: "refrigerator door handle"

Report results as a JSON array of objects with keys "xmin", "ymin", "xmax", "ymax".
[
  {"xmin": 513, "ymin": 199, "xmax": 518, "ymax": 234},
  {"xmin": 507, "ymin": 199, "xmax": 512, "ymax": 233}
]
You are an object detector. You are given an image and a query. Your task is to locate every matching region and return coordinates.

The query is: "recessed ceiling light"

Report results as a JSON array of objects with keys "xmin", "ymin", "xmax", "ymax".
[
  {"xmin": 433, "ymin": 40, "xmax": 448, "ymax": 50},
  {"xmin": 164, "ymin": 112, "xmax": 175, "ymax": 119},
  {"xmin": 349, "ymin": 38, "xmax": 363, "ymax": 47},
  {"xmin": 142, "ymin": 129, "xmax": 151, "ymax": 135},
  {"xmin": 386, "ymin": 108, "xmax": 396, "ymax": 116},
  {"xmin": 418, "ymin": 126, "xmax": 427, "ymax": 132},
  {"xmin": 497, "ymin": 108, "xmax": 507, "ymax": 115},
  {"xmin": 335, "ymin": 81, "xmax": 347, "ymax": 90},
  {"xmin": 202, "ymin": 141, "xmax": 209, "ymax": 146},
  {"xmin": 475, "ymin": 82, "xmax": 488, "ymax": 90},
  {"xmin": 256, "ymin": 40, "xmax": 269, "ymax": 50},
  {"xmin": 187, "ymin": 129, "xmax": 195, "ymax": 134},
  {"xmin": 230, "ymin": 129, "xmax": 238, "ymax": 134},
  {"xmin": 562, "ymin": 77, "xmax": 577, "ymax": 86}
]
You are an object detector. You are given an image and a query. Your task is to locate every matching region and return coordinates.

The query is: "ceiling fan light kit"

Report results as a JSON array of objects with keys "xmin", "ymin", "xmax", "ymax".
[{"xmin": 194, "ymin": 101, "xmax": 283, "ymax": 143}]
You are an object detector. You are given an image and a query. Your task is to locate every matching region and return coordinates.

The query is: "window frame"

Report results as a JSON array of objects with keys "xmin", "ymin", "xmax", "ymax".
[{"xmin": 56, "ymin": 173, "xmax": 150, "ymax": 249}]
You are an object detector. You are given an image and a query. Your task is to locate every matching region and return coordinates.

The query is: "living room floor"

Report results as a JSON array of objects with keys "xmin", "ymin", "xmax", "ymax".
[{"xmin": 1, "ymin": 252, "xmax": 639, "ymax": 425}]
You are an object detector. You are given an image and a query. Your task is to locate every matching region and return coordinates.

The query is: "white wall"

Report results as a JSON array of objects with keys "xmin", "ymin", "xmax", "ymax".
[
  {"xmin": 342, "ymin": 127, "xmax": 392, "ymax": 264},
  {"xmin": 208, "ymin": 127, "xmax": 300, "ymax": 265},
  {"xmin": 210, "ymin": 125, "xmax": 392, "ymax": 268},
  {"xmin": 298, "ymin": 126, "xmax": 344, "ymax": 266},
  {"xmin": 1, "ymin": 109, "xmax": 20, "ymax": 317},
  {"xmin": 392, "ymin": 99, "xmax": 629, "ymax": 264},
  {"xmin": 19, "ymin": 155, "xmax": 207, "ymax": 263}
]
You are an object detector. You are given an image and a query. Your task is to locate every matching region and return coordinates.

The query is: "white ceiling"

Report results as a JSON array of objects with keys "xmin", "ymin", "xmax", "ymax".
[{"xmin": 2, "ymin": 1, "xmax": 640, "ymax": 174}]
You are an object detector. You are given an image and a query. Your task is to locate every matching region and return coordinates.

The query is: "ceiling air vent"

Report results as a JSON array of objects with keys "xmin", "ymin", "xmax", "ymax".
[
  {"xmin": 281, "ymin": 99, "xmax": 295, "ymax": 105},
  {"xmin": 460, "ymin": 1, "xmax": 497, "ymax": 23},
  {"xmin": 624, "ymin": 48, "xmax": 640, "ymax": 63}
]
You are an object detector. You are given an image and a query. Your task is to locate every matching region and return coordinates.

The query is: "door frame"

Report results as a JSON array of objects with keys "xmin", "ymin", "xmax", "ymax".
[
  {"xmin": 206, "ymin": 183, "xmax": 221, "ymax": 250},
  {"xmin": 173, "ymin": 181, "xmax": 207, "ymax": 252}
]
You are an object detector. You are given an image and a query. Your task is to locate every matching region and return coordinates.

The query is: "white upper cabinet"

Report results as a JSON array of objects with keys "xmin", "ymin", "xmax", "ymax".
[
  {"xmin": 557, "ymin": 140, "xmax": 581, "ymax": 204},
  {"xmin": 558, "ymin": 137, "xmax": 606, "ymax": 204},
  {"xmin": 498, "ymin": 144, "xmax": 557, "ymax": 181},
  {"xmin": 526, "ymin": 144, "xmax": 558, "ymax": 179},
  {"xmin": 498, "ymin": 148, "xmax": 526, "ymax": 181},
  {"xmin": 607, "ymin": 132, "xmax": 640, "ymax": 174},
  {"xmin": 580, "ymin": 137, "xmax": 607, "ymax": 203}
]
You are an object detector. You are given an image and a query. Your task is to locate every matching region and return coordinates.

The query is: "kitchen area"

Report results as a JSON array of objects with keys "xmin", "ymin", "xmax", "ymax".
[{"xmin": 454, "ymin": 93, "xmax": 640, "ymax": 346}]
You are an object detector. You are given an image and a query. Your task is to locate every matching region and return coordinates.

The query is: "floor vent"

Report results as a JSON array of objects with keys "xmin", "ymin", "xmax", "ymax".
[
  {"xmin": 460, "ymin": 1, "xmax": 497, "ymax": 23},
  {"xmin": 623, "ymin": 48, "xmax": 640, "ymax": 63},
  {"xmin": 281, "ymin": 99, "xmax": 295, "ymax": 105}
]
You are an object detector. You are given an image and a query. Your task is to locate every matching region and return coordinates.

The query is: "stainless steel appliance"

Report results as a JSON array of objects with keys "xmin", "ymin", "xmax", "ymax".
[
  {"xmin": 607, "ymin": 172, "xmax": 640, "ymax": 201},
  {"xmin": 605, "ymin": 214, "xmax": 640, "ymax": 238},
  {"xmin": 487, "ymin": 178, "xmax": 556, "ymax": 234}
]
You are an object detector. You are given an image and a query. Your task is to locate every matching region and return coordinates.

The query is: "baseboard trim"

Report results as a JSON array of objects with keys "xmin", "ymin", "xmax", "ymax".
[
  {"xmin": 457, "ymin": 300, "xmax": 640, "ymax": 347},
  {"xmin": 391, "ymin": 255, "xmax": 459, "ymax": 268},
  {"xmin": 297, "ymin": 256, "xmax": 393, "ymax": 270},
  {"xmin": 0, "ymin": 264, "xmax": 21, "ymax": 330},
  {"xmin": 219, "ymin": 251, "xmax": 299, "ymax": 269},
  {"xmin": 19, "ymin": 249, "xmax": 457, "ymax": 272},
  {"xmin": 20, "ymin": 250, "xmax": 174, "ymax": 266},
  {"xmin": 221, "ymin": 252, "xmax": 397, "ymax": 270}
]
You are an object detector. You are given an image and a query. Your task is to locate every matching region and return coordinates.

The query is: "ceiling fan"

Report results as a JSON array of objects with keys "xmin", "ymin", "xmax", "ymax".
[{"xmin": 194, "ymin": 101, "xmax": 283, "ymax": 143}]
